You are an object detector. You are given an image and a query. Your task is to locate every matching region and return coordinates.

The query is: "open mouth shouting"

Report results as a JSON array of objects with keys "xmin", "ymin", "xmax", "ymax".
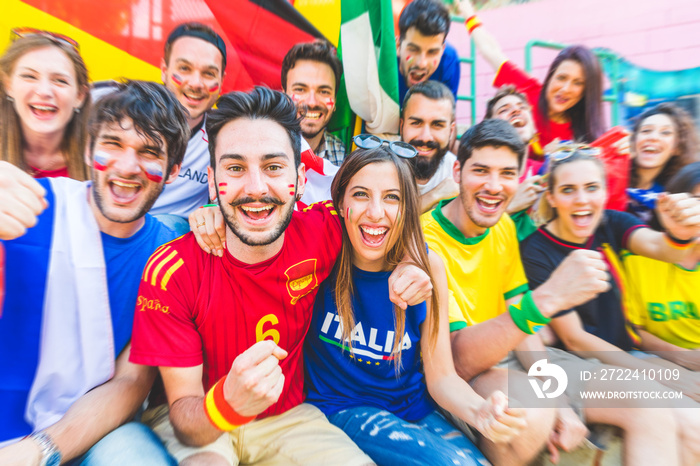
[
  {"xmin": 182, "ymin": 89, "xmax": 207, "ymax": 107},
  {"xmin": 359, "ymin": 224, "xmax": 389, "ymax": 248},
  {"xmin": 571, "ymin": 210, "xmax": 594, "ymax": 228},
  {"xmin": 407, "ymin": 68, "xmax": 428, "ymax": 86},
  {"xmin": 109, "ymin": 178, "xmax": 143, "ymax": 205},
  {"xmin": 232, "ymin": 197, "xmax": 285, "ymax": 226},
  {"xmin": 475, "ymin": 194, "xmax": 506, "ymax": 214},
  {"xmin": 509, "ymin": 115, "xmax": 526, "ymax": 128},
  {"xmin": 29, "ymin": 103, "xmax": 58, "ymax": 119}
]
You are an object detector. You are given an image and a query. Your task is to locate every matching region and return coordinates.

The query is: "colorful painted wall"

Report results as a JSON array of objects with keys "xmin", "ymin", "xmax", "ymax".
[{"xmin": 449, "ymin": 0, "xmax": 700, "ymax": 128}]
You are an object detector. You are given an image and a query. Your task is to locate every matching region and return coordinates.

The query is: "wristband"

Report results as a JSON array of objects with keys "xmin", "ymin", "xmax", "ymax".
[
  {"xmin": 203, "ymin": 376, "xmax": 256, "ymax": 431},
  {"xmin": 201, "ymin": 203, "xmax": 218, "ymax": 208},
  {"xmin": 509, "ymin": 291, "xmax": 550, "ymax": 335},
  {"xmin": 664, "ymin": 232, "xmax": 694, "ymax": 250},
  {"xmin": 465, "ymin": 15, "xmax": 483, "ymax": 34}
]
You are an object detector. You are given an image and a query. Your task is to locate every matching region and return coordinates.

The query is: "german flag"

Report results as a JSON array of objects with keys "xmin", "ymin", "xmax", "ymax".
[
  {"xmin": 205, "ymin": 0, "xmax": 324, "ymax": 91},
  {"xmin": 3, "ymin": 0, "xmax": 324, "ymax": 93}
]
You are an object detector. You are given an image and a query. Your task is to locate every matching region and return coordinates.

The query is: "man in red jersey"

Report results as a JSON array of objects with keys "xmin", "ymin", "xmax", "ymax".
[{"xmin": 130, "ymin": 87, "xmax": 430, "ymax": 465}]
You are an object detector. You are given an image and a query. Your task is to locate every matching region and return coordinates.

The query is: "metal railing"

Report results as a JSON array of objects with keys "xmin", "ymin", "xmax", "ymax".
[{"xmin": 524, "ymin": 39, "xmax": 622, "ymax": 126}]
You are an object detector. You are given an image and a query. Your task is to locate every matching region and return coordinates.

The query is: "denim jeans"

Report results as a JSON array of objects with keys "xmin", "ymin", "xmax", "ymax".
[
  {"xmin": 66, "ymin": 422, "xmax": 176, "ymax": 466},
  {"xmin": 328, "ymin": 407, "xmax": 490, "ymax": 466}
]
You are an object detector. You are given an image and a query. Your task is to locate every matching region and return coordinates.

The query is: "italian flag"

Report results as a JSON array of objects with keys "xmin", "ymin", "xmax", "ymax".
[{"xmin": 340, "ymin": 0, "xmax": 400, "ymax": 135}]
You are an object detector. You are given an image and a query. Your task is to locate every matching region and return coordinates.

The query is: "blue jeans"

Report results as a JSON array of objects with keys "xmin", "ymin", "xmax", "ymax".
[
  {"xmin": 67, "ymin": 422, "xmax": 176, "ymax": 466},
  {"xmin": 328, "ymin": 407, "xmax": 490, "ymax": 466}
]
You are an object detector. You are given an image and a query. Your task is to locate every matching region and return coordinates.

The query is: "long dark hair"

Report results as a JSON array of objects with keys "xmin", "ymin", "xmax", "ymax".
[
  {"xmin": 630, "ymin": 102, "xmax": 700, "ymax": 189},
  {"xmin": 538, "ymin": 45, "xmax": 604, "ymax": 143},
  {"xmin": 330, "ymin": 146, "xmax": 439, "ymax": 369}
]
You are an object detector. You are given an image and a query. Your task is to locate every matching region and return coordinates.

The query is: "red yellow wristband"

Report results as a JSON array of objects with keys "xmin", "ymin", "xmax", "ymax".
[
  {"xmin": 664, "ymin": 233, "xmax": 694, "ymax": 250},
  {"xmin": 465, "ymin": 15, "xmax": 483, "ymax": 34},
  {"xmin": 203, "ymin": 376, "xmax": 256, "ymax": 431}
]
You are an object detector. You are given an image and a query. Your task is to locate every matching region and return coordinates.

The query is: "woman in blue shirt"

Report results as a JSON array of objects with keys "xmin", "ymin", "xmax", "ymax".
[{"xmin": 304, "ymin": 138, "xmax": 526, "ymax": 466}]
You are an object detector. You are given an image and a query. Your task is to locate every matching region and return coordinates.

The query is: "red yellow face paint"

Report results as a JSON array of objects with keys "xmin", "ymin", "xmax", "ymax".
[
  {"xmin": 208, "ymin": 83, "xmax": 220, "ymax": 93},
  {"xmin": 171, "ymin": 74, "xmax": 183, "ymax": 87},
  {"xmin": 218, "ymin": 182, "xmax": 227, "ymax": 195},
  {"xmin": 288, "ymin": 183, "xmax": 295, "ymax": 196}
]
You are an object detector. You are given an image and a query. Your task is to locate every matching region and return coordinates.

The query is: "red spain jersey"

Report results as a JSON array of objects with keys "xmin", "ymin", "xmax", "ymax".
[{"xmin": 130, "ymin": 201, "xmax": 340, "ymax": 419}]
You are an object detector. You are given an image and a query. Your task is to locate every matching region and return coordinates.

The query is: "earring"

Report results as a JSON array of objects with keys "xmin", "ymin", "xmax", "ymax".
[
  {"xmin": 6, "ymin": 95, "xmax": 14, "ymax": 103},
  {"xmin": 74, "ymin": 107, "xmax": 80, "ymax": 114}
]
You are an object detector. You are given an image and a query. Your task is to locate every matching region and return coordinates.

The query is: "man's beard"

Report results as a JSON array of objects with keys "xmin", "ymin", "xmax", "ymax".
[
  {"xmin": 408, "ymin": 140, "xmax": 449, "ymax": 181},
  {"xmin": 92, "ymin": 170, "xmax": 160, "ymax": 224},
  {"xmin": 299, "ymin": 103, "xmax": 327, "ymax": 141},
  {"xmin": 218, "ymin": 194, "xmax": 294, "ymax": 247}
]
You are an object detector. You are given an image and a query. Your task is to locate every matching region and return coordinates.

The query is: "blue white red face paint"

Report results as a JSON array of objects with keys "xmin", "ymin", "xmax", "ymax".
[
  {"xmin": 92, "ymin": 150, "xmax": 164, "ymax": 183},
  {"xmin": 93, "ymin": 151, "xmax": 111, "ymax": 171},
  {"xmin": 142, "ymin": 162, "xmax": 164, "ymax": 183}
]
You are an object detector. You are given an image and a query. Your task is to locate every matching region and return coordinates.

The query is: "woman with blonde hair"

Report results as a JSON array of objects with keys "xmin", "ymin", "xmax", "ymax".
[{"xmin": 1, "ymin": 29, "xmax": 90, "ymax": 179}]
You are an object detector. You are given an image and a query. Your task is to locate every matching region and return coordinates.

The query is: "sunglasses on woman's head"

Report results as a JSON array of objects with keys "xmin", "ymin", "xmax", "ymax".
[
  {"xmin": 11, "ymin": 27, "xmax": 80, "ymax": 50},
  {"xmin": 353, "ymin": 134, "xmax": 418, "ymax": 159},
  {"xmin": 550, "ymin": 144, "xmax": 601, "ymax": 163}
]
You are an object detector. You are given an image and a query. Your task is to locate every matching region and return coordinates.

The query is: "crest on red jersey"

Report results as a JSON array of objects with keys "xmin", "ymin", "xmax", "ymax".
[{"xmin": 285, "ymin": 259, "xmax": 319, "ymax": 305}]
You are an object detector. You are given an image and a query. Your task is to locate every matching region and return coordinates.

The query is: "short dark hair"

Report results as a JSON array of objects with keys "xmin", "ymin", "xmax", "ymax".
[
  {"xmin": 281, "ymin": 39, "xmax": 343, "ymax": 94},
  {"xmin": 666, "ymin": 161, "xmax": 700, "ymax": 195},
  {"xmin": 164, "ymin": 22, "xmax": 227, "ymax": 71},
  {"xmin": 206, "ymin": 87, "xmax": 302, "ymax": 170},
  {"xmin": 401, "ymin": 80, "xmax": 455, "ymax": 119},
  {"xmin": 398, "ymin": 0, "xmax": 451, "ymax": 41},
  {"xmin": 457, "ymin": 119, "xmax": 526, "ymax": 168},
  {"xmin": 88, "ymin": 80, "xmax": 189, "ymax": 179},
  {"xmin": 484, "ymin": 85, "xmax": 529, "ymax": 119}
]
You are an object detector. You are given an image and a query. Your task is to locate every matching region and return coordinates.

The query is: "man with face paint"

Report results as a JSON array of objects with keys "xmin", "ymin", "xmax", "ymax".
[
  {"xmin": 421, "ymin": 120, "xmax": 618, "ymax": 465},
  {"xmin": 281, "ymin": 40, "xmax": 345, "ymax": 167},
  {"xmin": 130, "ymin": 87, "xmax": 432, "ymax": 465},
  {"xmin": 152, "ymin": 22, "xmax": 226, "ymax": 222},
  {"xmin": 485, "ymin": 86, "xmax": 543, "ymax": 240},
  {"xmin": 400, "ymin": 81, "xmax": 459, "ymax": 213},
  {"xmin": 0, "ymin": 81, "xmax": 189, "ymax": 466},
  {"xmin": 396, "ymin": 0, "xmax": 461, "ymax": 106}
]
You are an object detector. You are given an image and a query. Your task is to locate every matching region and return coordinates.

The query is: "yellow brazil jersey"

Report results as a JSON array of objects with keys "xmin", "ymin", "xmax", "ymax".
[
  {"xmin": 622, "ymin": 253, "xmax": 700, "ymax": 349},
  {"xmin": 421, "ymin": 199, "xmax": 529, "ymax": 332}
]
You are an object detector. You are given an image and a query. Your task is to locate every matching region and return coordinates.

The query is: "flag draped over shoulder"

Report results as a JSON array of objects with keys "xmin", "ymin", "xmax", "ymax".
[
  {"xmin": 340, "ymin": 0, "xmax": 400, "ymax": 135},
  {"xmin": 204, "ymin": 0, "xmax": 324, "ymax": 91}
]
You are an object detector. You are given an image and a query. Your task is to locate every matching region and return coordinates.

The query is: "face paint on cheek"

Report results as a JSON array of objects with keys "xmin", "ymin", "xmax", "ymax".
[
  {"xmin": 288, "ymin": 183, "xmax": 295, "ymax": 196},
  {"xmin": 325, "ymin": 98, "xmax": 335, "ymax": 109},
  {"xmin": 143, "ymin": 161, "xmax": 164, "ymax": 183},
  {"xmin": 93, "ymin": 151, "xmax": 112, "ymax": 171},
  {"xmin": 218, "ymin": 182, "xmax": 227, "ymax": 195},
  {"xmin": 208, "ymin": 83, "xmax": 220, "ymax": 93},
  {"xmin": 171, "ymin": 74, "xmax": 183, "ymax": 87}
]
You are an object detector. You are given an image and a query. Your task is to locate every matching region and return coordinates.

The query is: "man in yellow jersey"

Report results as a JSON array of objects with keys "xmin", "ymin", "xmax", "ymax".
[{"xmin": 421, "ymin": 119, "xmax": 610, "ymax": 464}]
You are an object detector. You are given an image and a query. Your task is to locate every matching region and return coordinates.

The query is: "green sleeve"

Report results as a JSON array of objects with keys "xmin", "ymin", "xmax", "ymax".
[{"xmin": 510, "ymin": 209, "xmax": 537, "ymax": 242}]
